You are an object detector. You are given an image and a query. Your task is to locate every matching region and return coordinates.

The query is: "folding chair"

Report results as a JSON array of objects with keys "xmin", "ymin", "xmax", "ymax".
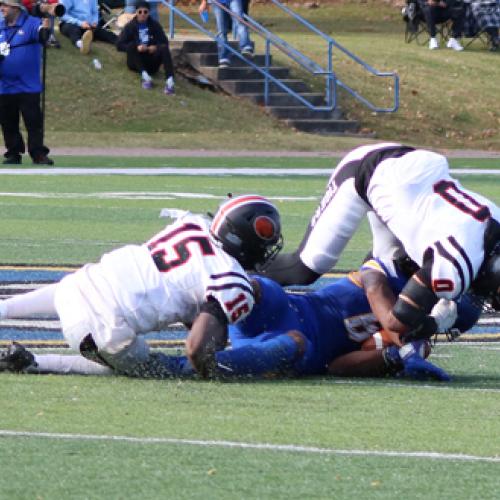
[
  {"xmin": 402, "ymin": 0, "xmax": 450, "ymax": 45},
  {"xmin": 99, "ymin": 0, "xmax": 126, "ymax": 32},
  {"xmin": 462, "ymin": 1, "xmax": 497, "ymax": 49}
]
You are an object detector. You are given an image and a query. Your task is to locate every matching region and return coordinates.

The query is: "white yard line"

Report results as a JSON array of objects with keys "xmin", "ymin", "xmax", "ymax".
[
  {"xmin": 437, "ymin": 342, "xmax": 500, "ymax": 348},
  {"xmin": 0, "ymin": 191, "xmax": 317, "ymax": 201},
  {"xmin": 0, "ymin": 429, "xmax": 498, "ymax": 463},
  {"xmin": 0, "ymin": 168, "xmax": 497, "ymax": 176},
  {"xmin": 330, "ymin": 379, "xmax": 500, "ymax": 393}
]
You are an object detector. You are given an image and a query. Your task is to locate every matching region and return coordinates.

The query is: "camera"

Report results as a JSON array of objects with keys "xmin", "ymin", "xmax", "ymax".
[
  {"xmin": 28, "ymin": 0, "xmax": 66, "ymax": 18},
  {"xmin": 401, "ymin": 3, "xmax": 416, "ymax": 22}
]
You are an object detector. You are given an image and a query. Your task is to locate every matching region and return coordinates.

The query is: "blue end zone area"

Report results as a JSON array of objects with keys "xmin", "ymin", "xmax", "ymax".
[{"xmin": 1, "ymin": 266, "xmax": 499, "ymax": 348}]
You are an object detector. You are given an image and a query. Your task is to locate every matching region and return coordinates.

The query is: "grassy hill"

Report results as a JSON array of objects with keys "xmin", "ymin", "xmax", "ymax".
[{"xmin": 43, "ymin": 0, "xmax": 500, "ymax": 151}]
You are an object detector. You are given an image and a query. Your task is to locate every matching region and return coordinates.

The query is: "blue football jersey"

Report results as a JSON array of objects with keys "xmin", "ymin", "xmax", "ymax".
[
  {"xmin": 229, "ymin": 258, "xmax": 481, "ymax": 376},
  {"xmin": 229, "ymin": 258, "xmax": 407, "ymax": 375}
]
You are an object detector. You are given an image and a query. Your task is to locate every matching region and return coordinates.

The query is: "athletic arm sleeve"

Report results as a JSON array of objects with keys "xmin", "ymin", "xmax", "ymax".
[{"xmin": 205, "ymin": 273, "xmax": 255, "ymax": 325}]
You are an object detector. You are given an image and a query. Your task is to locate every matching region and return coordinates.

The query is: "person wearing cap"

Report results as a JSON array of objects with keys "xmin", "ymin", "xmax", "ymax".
[
  {"xmin": 116, "ymin": 0, "xmax": 175, "ymax": 94},
  {"xmin": 0, "ymin": 0, "xmax": 53, "ymax": 165},
  {"xmin": 124, "ymin": 0, "xmax": 159, "ymax": 22},
  {"xmin": 59, "ymin": 0, "xmax": 117, "ymax": 54}
]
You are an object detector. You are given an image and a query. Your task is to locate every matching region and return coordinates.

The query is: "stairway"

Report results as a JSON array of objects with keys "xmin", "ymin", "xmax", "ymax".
[{"xmin": 170, "ymin": 39, "xmax": 360, "ymax": 135}]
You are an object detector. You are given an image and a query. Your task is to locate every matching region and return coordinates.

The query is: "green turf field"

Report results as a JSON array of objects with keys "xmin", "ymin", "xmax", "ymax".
[
  {"xmin": 1, "ymin": 343, "xmax": 499, "ymax": 499},
  {"xmin": 0, "ymin": 156, "xmax": 499, "ymax": 499},
  {"xmin": 0, "ymin": 156, "xmax": 498, "ymax": 266}
]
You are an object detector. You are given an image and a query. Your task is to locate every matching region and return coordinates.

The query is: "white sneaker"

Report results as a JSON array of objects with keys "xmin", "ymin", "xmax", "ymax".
[
  {"xmin": 446, "ymin": 37, "xmax": 464, "ymax": 51},
  {"xmin": 429, "ymin": 37, "xmax": 439, "ymax": 50}
]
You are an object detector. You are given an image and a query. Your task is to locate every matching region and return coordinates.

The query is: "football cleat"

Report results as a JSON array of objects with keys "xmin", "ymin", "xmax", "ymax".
[{"xmin": 0, "ymin": 342, "xmax": 36, "ymax": 372}]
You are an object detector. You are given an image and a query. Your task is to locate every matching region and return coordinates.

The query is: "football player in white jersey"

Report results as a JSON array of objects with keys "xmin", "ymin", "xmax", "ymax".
[
  {"xmin": 0, "ymin": 194, "xmax": 283, "ymax": 377},
  {"xmin": 262, "ymin": 143, "xmax": 500, "ymax": 341}
]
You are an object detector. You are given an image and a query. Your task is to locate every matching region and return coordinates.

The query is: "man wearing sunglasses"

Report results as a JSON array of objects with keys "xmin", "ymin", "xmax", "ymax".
[{"xmin": 116, "ymin": 0, "xmax": 174, "ymax": 93}]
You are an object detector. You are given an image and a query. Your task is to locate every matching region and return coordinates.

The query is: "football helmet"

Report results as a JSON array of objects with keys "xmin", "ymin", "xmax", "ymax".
[{"xmin": 211, "ymin": 194, "xmax": 283, "ymax": 270}]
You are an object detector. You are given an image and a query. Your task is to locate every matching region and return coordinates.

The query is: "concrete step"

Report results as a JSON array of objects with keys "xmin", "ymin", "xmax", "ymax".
[
  {"xmin": 201, "ymin": 66, "xmax": 290, "ymax": 81},
  {"xmin": 170, "ymin": 46, "xmax": 182, "ymax": 61},
  {"xmin": 185, "ymin": 53, "xmax": 272, "ymax": 68},
  {"xmin": 171, "ymin": 39, "xmax": 361, "ymax": 136},
  {"xmin": 285, "ymin": 118, "xmax": 359, "ymax": 134},
  {"xmin": 172, "ymin": 40, "xmax": 238, "ymax": 54},
  {"xmin": 240, "ymin": 92, "xmax": 326, "ymax": 107},
  {"xmin": 219, "ymin": 79, "xmax": 310, "ymax": 95},
  {"xmin": 268, "ymin": 106, "xmax": 344, "ymax": 120}
]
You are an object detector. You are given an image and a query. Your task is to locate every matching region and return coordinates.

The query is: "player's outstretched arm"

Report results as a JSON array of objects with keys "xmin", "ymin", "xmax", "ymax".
[
  {"xmin": 328, "ymin": 341, "xmax": 450, "ymax": 381},
  {"xmin": 186, "ymin": 309, "xmax": 228, "ymax": 379},
  {"xmin": 360, "ymin": 268, "xmax": 405, "ymax": 342},
  {"xmin": 327, "ymin": 349, "xmax": 388, "ymax": 377}
]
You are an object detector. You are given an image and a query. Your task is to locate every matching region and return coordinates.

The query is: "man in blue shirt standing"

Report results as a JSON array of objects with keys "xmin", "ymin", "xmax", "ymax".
[{"xmin": 0, "ymin": 0, "xmax": 53, "ymax": 165}]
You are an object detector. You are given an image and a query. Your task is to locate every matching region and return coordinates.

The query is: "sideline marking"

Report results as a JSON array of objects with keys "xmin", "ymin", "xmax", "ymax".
[
  {"xmin": 0, "ymin": 168, "xmax": 497, "ymax": 176},
  {"xmin": 0, "ymin": 191, "xmax": 317, "ymax": 201},
  {"xmin": 0, "ymin": 429, "xmax": 498, "ymax": 463},
  {"xmin": 330, "ymin": 379, "xmax": 500, "ymax": 393},
  {"xmin": 0, "ymin": 264, "xmax": 77, "ymax": 272}
]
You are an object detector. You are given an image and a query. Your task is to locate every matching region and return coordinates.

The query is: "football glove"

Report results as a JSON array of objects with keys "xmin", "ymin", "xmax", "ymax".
[
  {"xmin": 0, "ymin": 342, "xmax": 36, "ymax": 372},
  {"xmin": 383, "ymin": 341, "xmax": 451, "ymax": 382},
  {"xmin": 398, "ymin": 342, "xmax": 451, "ymax": 382},
  {"xmin": 430, "ymin": 299, "xmax": 458, "ymax": 333}
]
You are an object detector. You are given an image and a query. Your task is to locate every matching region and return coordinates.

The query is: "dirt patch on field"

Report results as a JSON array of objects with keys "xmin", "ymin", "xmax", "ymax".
[{"xmin": 51, "ymin": 147, "xmax": 500, "ymax": 158}]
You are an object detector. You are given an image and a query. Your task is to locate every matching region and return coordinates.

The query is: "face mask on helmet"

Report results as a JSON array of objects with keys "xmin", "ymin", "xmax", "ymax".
[{"xmin": 210, "ymin": 194, "xmax": 283, "ymax": 270}]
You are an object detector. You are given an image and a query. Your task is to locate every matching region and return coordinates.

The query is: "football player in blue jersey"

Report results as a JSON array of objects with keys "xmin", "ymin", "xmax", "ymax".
[
  {"xmin": 1, "ymin": 255, "xmax": 481, "ymax": 381},
  {"xmin": 207, "ymin": 257, "xmax": 479, "ymax": 381}
]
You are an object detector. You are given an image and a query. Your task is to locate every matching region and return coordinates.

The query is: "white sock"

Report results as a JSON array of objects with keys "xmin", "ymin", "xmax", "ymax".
[
  {"xmin": 0, "ymin": 283, "xmax": 58, "ymax": 318},
  {"xmin": 76, "ymin": 40, "xmax": 82, "ymax": 49},
  {"xmin": 141, "ymin": 71, "xmax": 152, "ymax": 82},
  {"xmin": 33, "ymin": 354, "xmax": 113, "ymax": 375},
  {"xmin": 166, "ymin": 76, "xmax": 174, "ymax": 88}
]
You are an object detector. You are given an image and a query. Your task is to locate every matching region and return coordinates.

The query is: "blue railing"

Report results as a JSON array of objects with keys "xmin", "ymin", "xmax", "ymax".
[{"xmin": 163, "ymin": 0, "xmax": 399, "ymax": 113}]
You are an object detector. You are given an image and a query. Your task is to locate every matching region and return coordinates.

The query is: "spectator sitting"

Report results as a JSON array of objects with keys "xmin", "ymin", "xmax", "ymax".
[
  {"xmin": 418, "ymin": 0, "xmax": 466, "ymax": 50},
  {"xmin": 116, "ymin": 0, "xmax": 175, "ymax": 94},
  {"xmin": 59, "ymin": 0, "xmax": 117, "ymax": 54},
  {"xmin": 464, "ymin": 0, "xmax": 500, "ymax": 50}
]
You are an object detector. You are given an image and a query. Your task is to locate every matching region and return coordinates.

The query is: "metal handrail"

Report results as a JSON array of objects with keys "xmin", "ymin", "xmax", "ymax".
[
  {"xmin": 162, "ymin": 0, "xmax": 336, "ymax": 110},
  {"xmin": 268, "ymin": 0, "xmax": 399, "ymax": 113},
  {"xmin": 163, "ymin": 0, "xmax": 398, "ymax": 113}
]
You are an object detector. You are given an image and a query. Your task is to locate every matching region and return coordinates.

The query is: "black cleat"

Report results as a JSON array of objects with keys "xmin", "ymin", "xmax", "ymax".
[
  {"xmin": 2, "ymin": 155, "xmax": 21, "ymax": 165},
  {"xmin": 32, "ymin": 155, "xmax": 54, "ymax": 166},
  {"xmin": 0, "ymin": 342, "xmax": 36, "ymax": 372}
]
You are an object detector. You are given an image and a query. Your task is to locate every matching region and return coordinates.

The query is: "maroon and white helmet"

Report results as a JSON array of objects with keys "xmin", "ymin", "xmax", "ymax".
[{"xmin": 211, "ymin": 194, "xmax": 283, "ymax": 270}]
